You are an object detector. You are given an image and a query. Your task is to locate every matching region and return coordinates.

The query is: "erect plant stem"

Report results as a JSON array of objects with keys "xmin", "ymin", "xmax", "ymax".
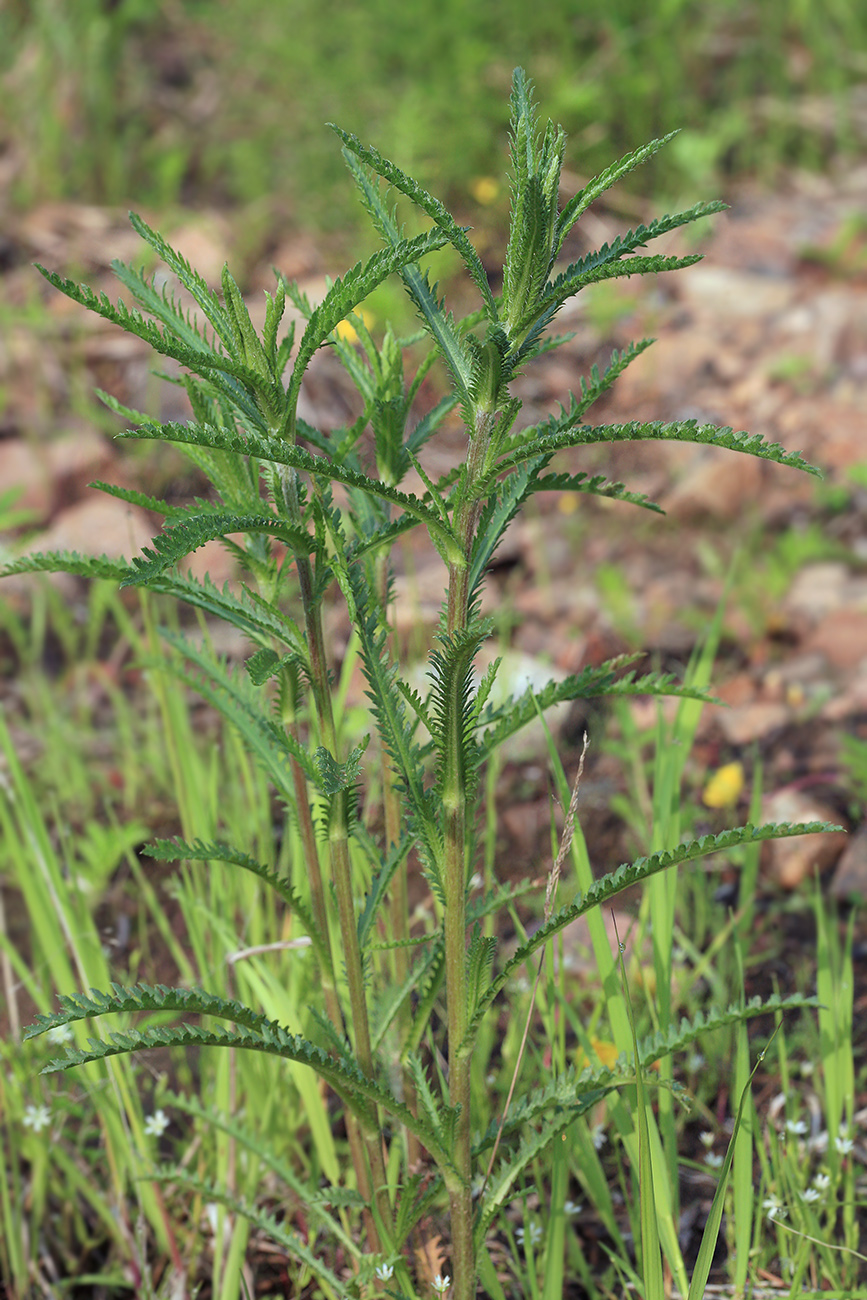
[
  {"xmin": 443, "ymin": 406, "xmax": 498, "ymax": 1300},
  {"xmin": 294, "ymin": 549, "xmax": 394, "ymax": 1243},
  {"xmin": 375, "ymin": 552, "xmax": 420, "ymax": 1172},
  {"xmin": 279, "ymin": 441, "xmax": 393, "ymax": 1247},
  {"xmin": 285, "ymin": 745, "xmax": 379, "ymax": 1250}
]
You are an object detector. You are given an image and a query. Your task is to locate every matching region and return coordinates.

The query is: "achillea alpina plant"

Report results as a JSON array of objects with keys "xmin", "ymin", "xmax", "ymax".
[{"xmin": 4, "ymin": 68, "xmax": 836, "ymax": 1299}]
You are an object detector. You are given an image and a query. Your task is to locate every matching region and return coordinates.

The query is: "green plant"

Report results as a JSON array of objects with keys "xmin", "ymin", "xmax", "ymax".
[{"xmin": 3, "ymin": 70, "xmax": 838, "ymax": 1298}]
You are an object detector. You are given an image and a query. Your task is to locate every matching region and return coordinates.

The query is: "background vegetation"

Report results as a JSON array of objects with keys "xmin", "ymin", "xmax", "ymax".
[{"xmin": 1, "ymin": 0, "xmax": 865, "ymax": 241}]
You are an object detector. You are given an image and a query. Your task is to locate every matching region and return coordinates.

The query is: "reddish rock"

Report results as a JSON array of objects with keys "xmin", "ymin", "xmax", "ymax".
[
  {"xmin": 663, "ymin": 448, "xmax": 763, "ymax": 522},
  {"xmin": 830, "ymin": 825, "xmax": 867, "ymax": 900},
  {"xmin": 762, "ymin": 789, "xmax": 847, "ymax": 889},
  {"xmin": 716, "ymin": 702, "xmax": 791, "ymax": 745},
  {"xmin": 29, "ymin": 494, "xmax": 155, "ymax": 560},
  {"xmin": 0, "ymin": 438, "xmax": 53, "ymax": 520},
  {"xmin": 803, "ymin": 609, "xmax": 867, "ymax": 672}
]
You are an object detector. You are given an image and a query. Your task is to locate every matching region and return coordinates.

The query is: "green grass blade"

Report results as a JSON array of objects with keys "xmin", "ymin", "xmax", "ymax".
[
  {"xmin": 687, "ymin": 1029, "xmax": 776, "ymax": 1300},
  {"xmin": 617, "ymin": 933, "xmax": 664, "ymax": 1300}
]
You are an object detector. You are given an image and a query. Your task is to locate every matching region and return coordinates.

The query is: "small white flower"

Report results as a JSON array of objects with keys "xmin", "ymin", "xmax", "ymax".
[
  {"xmin": 785, "ymin": 1119, "xmax": 808, "ymax": 1136},
  {"xmin": 22, "ymin": 1104, "xmax": 51, "ymax": 1133},
  {"xmin": 704, "ymin": 1152, "xmax": 724, "ymax": 1169},
  {"xmin": 468, "ymin": 872, "xmax": 483, "ymax": 892},
  {"xmin": 835, "ymin": 1134, "xmax": 854, "ymax": 1155},
  {"xmin": 699, "ymin": 1131, "xmax": 715, "ymax": 1150},
  {"xmin": 812, "ymin": 1173, "xmax": 831, "ymax": 1192},
  {"xmin": 432, "ymin": 1274, "xmax": 450, "ymax": 1294},
  {"xmin": 375, "ymin": 1262, "xmax": 394, "ymax": 1281},
  {"xmin": 143, "ymin": 1108, "xmax": 170, "ymax": 1137},
  {"xmin": 798, "ymin": 1060, "xmax": 814, "ymax": 1077},
  {"xmin": 762, "ymin": 1194, "xmax": 786, "ymax": 1221},
  {"xmin": 46, "ymin": 1024, "xmax": 74, "ymax": 1045},
  {"xmin": 564, "ymin": 1200, "xmax": 582, "ymax": 1216},
  {"xmin": 515, "ymin": 1222, "xmax": 543, "ymax": 1247},
  {"xmin": 688, "ymin": 1052, "xmax": 705, "ymax": 1073},
  {"xmin": 800, "ymin": 1187, "xmax": 820, "ymax": 1203},
  {"xmin": 590, "ymin": 1123, "xmax": 607, "ymax": 1151}
]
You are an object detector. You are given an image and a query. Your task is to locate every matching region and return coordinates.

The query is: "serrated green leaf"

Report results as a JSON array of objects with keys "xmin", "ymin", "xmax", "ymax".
[
  {"xmin": 111, "ymin": 255, "xmax": 225, "ymax": 358},
  {"xmin": 357, "ymin": 834, "xmax": 414, "ymax": 951},
  {"xmin": 153, "ymin": 627, "xmax": 320, "ymax": 792},
  {"xmin": 313, "ymin": 739, "xmax": 369, "ymax": 795},
  {"xmin": 554, "ymin": 133, "xmax": 680, "ymax": 252},
  {"xmin": 119, "ymin": 511, "xmax": 315, "ymax": 587},
  {"xmin": 464, "ymin": 822, "xmax": 842, "ymax": 1047},
  {"xmin": 496, "ymin": 416, "xmax": 824, "ymax": 479},
  {"xmin": 475, "ymin": 1104, "xmax": 597, "ymax": 1243},
  {"xmin": 529, "ymin": 469, "xmax": 664, "ymax": 513},
  {"xmin": 0, "ymin": 550, "xmax": 135, "ymax": 582},
  {"xmin": 128, "ymin": 212, "xmax": 235, "ymax": 345},
  {"xmin": 478, "ymin": 659, "xmax": 716, "ymax": 756},
  {"xmin": 333, "ymin": 126, "xmax": 496, "ymax": 314},
  {"xmin": 142, "ymin": 838, "xmax": 323, "ymax": 957},
  {"xmin": 287, "ymin": 227, "xmax": 452, "ymax": 415},
  {"xmin": 160, "ymin": 1089, "xmax": 364, "ymax": 1252},
  {"xmin": 36, "ymin": 265, "xmax": 266, "ymax": 396},
  {"xmin": 114, "ymin": 417, "xmax": 462, "ymax": 561},
  {"xmin": 341, "ymin": 150, "xmax": 476, "ymax": 409},
  {"xmin": 27, "ymin": 989, "xmax": 451, "ymax": 1163},
  {"xmin": 245, "ymin": 646, "xmax": 291, "ymax": 685},
  {"xmin": 145, "ymin": 1165, "xmax": 355, "ymax": 1294},
  {"xmin": 513, "ymin": 253, "xmax": 704, "ymax": 346}
]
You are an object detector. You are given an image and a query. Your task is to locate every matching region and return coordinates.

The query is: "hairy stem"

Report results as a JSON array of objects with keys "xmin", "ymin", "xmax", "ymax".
[
  {"xmin": 443, "ymin": 407, "xmax": 497, "ymax": 1300},
  {"xmin": 279, "ymin": 460, "xmax": 393, "ymax": 1247},
  {"xmin": 295, "ymin": 548, "xmax": 394, "ymax": 1243},
  {"xmin": 285, "ymin": 742, "xmax": 378, "ymax": 1246},
  {"xmin": 375, "ymin": 552, "xmax": 420, "ymax": 1172}
]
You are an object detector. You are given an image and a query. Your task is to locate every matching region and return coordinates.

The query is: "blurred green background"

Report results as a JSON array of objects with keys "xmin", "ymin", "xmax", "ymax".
[{"xmin": 1, "ymin": 0, "xmax": 865, "ymax": 253}]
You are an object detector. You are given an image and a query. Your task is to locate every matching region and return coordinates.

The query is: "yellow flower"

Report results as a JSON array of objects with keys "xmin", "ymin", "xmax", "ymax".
[
  {"xmin": 575, "ymin": 1038, "xmax": 619, "ymax": 1071},
  {"xmin": 333, "ymin": 309, "xmax": 376, "ymax": 344},
  {"xmin": 702, "ymin": 760, "xmax": 745, "ymax": 809},
  {"xmin": 469, "ymin": 176, "xmax": 500, "ymax": 206}
]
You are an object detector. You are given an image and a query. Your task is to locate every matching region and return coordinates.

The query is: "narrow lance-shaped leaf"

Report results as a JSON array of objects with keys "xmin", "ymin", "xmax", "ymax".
[
  {"xmin": 485, "ymin": 338, "xmax": 655, "ymax": 480},
  {"xmin": 35, "ymin": 266, "xmax": 266, "ymax": 395},
  {"xmin": 0, "ymin": 551, "xmax": 134, "ymax": 583},
  {"xmin": 114, "ymin": 417, "xmax": 464, "ymax": 563},
  {"xmin": 347, "ymin": 568, "xmax": 445, "ymax": 888},
  {"xmin": 148, "ymin": 1167, "xmax": 355, "ymax": 1297},
  {"xmin": 332, "ymin": 125, "xmax": 496, "ymax": 316},
  {"xmin": 463, "ymin": 821, "xmax": 842, "ymax": 1049},
  {"xmin": 25, "ymin": 985, "xmax": 454, "ymax": 1167},
  {"xmin": 128, "ymin": 211, "xmax": 236, "ymax": 348},
  {"xmin": 553, "ymin": 200, "xmax": 727, "ymax": 289},
  {"xmin": 341, "ymin": 149, "xmax": 476, "ymax": 409},
  {"xmin": 152, "ymin": 627, "xmax": 321, "ymax": 792},
  {"xmin": 526, "ymin": 469, "xmax": 663, "ymax": 513},
  {"xmin": 142, "ymin": 838, "xmax": 325, "ymax": 959},
  {"xmin": 512, "ymin": 253, "xmax": 704, "ymax": 346},
  {"xmin": 285, "ymin": 227, "xmax": 451, "ymax": 420},
  {"xmin": 495, "ymin": 417, "xmax": 824, "ymax": 479},
  {"xmin": 119, "ymin": 511, "xmax": 317, "ymax": 588},
  {"xmin": 554, "ymin": 132, "xmax": 680, "ymax": 255},
  {"xmin": 477, "ymin": 659, "xmax": 718, "ymax": 757},
  {"xmin": 111, "ymin": 257, "xmax": 223, "ymax": 357},
  {"xmin": 475, "ymin": 1100, "xmax": 603, "ymax": 1244}
]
